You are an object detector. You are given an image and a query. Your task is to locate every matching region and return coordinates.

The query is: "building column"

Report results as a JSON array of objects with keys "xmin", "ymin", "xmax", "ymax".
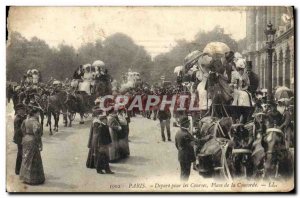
[
  {"xmin": 275, "ymin": 6, "xmax": 282, "ymax": 28},
  {"xmin": 266, "ymin": 7, "xmax": 272, "ymax": 23},
  {"xmin": 282, "ymin": 46, "xmax": 287, "ymax": 87},
  {"xmin": 272, "ymin": 52, "xmax": 277, "ymax": 88},
  {"xmin": 289, "ymin": 36, "xmax": 294, "ymax": 90},
  {"xmin": 276, "ymin": 49, "xmax": 280, "ymax": 87},
  {"xmin": 256, "ymin": 53, "xmax": 261, "ymax": 76},
  {"xmin": 247, "ymin": 7, "xmax": 256, "ymax": 52}
]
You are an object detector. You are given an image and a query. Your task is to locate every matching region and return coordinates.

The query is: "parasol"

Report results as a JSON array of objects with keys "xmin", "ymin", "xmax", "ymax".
[
  {"xmin": 274, "ymin": 86, "xmax": 294, "ymax": 100},
  {"xmin": 92, "ymin": 60, "xmax": 105, "ymax": 68},
  {"xmin": 184, "ymin": 50, "xmax": 202, "ymax": 67},
  {"xmin": 203, "ymin": 42, "xmax": 230, "ymax": 56}
]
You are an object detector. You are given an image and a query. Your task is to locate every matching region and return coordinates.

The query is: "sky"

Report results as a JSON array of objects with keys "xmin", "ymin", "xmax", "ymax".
[{"xmin": 8, "ymin": 7, "xmax": 246, "ymax": 57}]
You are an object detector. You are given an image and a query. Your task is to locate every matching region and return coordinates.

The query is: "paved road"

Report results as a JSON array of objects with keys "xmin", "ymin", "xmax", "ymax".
[{"xmin": 6, "ymin": 103, "xmax": 202, "ymax": 192}]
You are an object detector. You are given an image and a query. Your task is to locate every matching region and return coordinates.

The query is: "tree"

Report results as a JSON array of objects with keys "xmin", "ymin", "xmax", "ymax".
[{"xmin": 152, "ymin": 26, "xmax": 239, "ymax": 82}]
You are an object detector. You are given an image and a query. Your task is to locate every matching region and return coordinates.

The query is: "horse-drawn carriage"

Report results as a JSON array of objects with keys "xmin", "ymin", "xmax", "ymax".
[
  {"xmin": 25, "ymin": 69, "xmax": 42, "ymax": 84},
  {"xmin": 68, "ymin": 60, "xmax": 113, "ymax": 124},
  {"xmin": 174, "ymin": 42, "xmax": 294, "ymax": 180}
]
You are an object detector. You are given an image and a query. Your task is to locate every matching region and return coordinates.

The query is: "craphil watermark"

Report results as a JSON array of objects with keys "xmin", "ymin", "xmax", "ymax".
[{"xmin": 98, "ymin": 94, "xmax": 199, "ymax": 111}]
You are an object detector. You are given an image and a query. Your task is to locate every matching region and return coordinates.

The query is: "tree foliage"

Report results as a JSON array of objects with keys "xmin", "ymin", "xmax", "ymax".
[
  {"xmin": 151, "ymin": 26, "xmax": 238, "ymax": 82},
  {"xmin": 7, "ymin": 26, "xmax": 239, "ymax": 84}
]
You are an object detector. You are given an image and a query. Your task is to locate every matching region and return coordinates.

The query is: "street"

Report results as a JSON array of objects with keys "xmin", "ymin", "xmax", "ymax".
[{"xmin": 6, "ymin": 103, "xmax": 202, "ymax": 192}]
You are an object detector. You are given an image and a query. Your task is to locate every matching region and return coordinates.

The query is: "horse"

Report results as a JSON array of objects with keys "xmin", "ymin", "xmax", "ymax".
[
  {"xmin": 262, "ymin": 127, "xmax": 293, "ymax": 179},
  {"xmin": 93, "ymin": 78, "xmax": 112, "ymax": 98},
  {"xmin": 65, "ymin": 91, "xmax": 87, "ymax": 127},
  {"xmin": 46, "ymin": 90, "xmax": 68, "ymax": 135},
  {"xmin": 196, "ymin": 116, "xmax": 234, "ymax": 179},
  {"xmin": 231, "ymin": 123, "xmax": 254, "ymax": 178}
]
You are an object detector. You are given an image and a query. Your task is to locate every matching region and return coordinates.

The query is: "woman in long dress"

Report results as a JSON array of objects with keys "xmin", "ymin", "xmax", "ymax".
[
  {"xmin": 117, "ymin": 109, "xmax": 130, "ymax": 158},
  {"xmin": 19, "ymin": 107, "xmax": 45, "ymax": 185},
  {"xmin": 86, "ymin": 107, "xmax": 114, "ymax": 174},
  {"xmin": 107, "ymin": 111, "xmax": 121, "ymax": 162}
]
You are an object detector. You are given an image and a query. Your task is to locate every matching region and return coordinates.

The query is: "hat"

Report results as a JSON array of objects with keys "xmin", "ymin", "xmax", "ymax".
[
  {"xmin": 179, "ymin": 116, "xmax": 190, "ymax": 126},
  {"xmin": 92, "ymin": 106, "xmax": 103, "ymax": 116},
  {"xmin": 225, "ymin": 51, "xmax": 235, "ymax": 62},
  {"xmin": 235, "ymin": 58, "xmax": 246, "ymax": 69},
  {"xmin": 246, "ymin": 61, "xmax": 253, "ymax": 69},
  {"xmin": 198, "ymin": 53, "xmax": 212, "ymax": 66}
]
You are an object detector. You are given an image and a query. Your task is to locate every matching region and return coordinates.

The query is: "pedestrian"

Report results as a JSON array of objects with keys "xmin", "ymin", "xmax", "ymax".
[
  {"xmin": 117, "ymin": 108, "xmax": 130, "ymax": 159},
  {"xmin": 157, "ymin": 106, "xmax": 171, "ymax": 142},
  {"xmin": 13, "ymin": 104, "xmax": 27, "ymax": 175},
  {"xmin": 107, "ymin": 108, "xmax": 121, "ymax": 162},
  {"xmin": 87, "ymin": 106, "xmax": 114, "ymax": 174},
  {"xmin": 19, "ymin": 106, "xmax": 45, "ymax": 185},
  {"xmin": 175, "ymin": 116, "xmax": 196, "ymax": 181}
]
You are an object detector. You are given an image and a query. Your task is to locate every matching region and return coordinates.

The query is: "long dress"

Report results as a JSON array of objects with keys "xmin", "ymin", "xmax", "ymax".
[
  {"xmin": 19, "ymin": 117, "xmax": 45, "ymax": 185},
  {"xmin": 117, "ymin": 114, "xmax": 130, "ymax": 158},
  {"xmin": 86, "ymin": 118, "xmax": 112, "ymax": 171},
  {"xmin": 107, "ymin": 114, "xmax": 121, "ymax": 162},
  {"xmin": 196, "ymin": 67, "xmax": 211, "ymax": 111}
]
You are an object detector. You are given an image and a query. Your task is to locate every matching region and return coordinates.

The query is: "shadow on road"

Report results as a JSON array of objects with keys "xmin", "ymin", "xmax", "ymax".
[
  {"xmin": 44, "ymin": 174, "xmax": 78, "ymax": 190},
  {"xmin": 117, "ymin": 156, "xmax": 149, "ymax": 166}
]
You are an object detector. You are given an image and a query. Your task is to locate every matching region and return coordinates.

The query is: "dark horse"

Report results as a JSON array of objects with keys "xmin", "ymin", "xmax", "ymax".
[
  {"xmin": 262, "ymin": 127, "xmax": 293, "ymax": 179},
  {"xmin": 93, "ymin": 78, "xmax": 112, "ymax": 98},
  {"xmin": 65, "ymin": 91, "xmax": 88, "ymax": 127},
  {"xmin": 46, "ymin": 90, "xmax": 68, "ymax": 135},
  {"xmin": 196, "ymin": 116, "xmax": 234, "ymax": 179}
]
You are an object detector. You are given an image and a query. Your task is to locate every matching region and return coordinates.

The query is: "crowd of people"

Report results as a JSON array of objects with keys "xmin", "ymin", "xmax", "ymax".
[{"xmin": 7, "ymin": 43, "xmax": 295, "ymax": 185}]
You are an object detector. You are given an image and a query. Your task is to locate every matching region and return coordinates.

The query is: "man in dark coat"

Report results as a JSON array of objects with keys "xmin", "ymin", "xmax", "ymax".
[
  {"xmin": 246, "ymin": 61, "xmax": 259, "ymax": 97},
  {"xmin": 224, "ymin": 51, "xmax": 235, "ymax": 83},
  {"xmin": 157, "ymin": 105, "xmax": 172, "ymax": 141},
  {"xmin": 73, "ymin": 65, "xmax": 84, "ymax": 80},
  {"xmin": 266, "ymin": 101, "xmax": 283, "ymax": 128},
  {"xmin": 175, "ymin": 116, "xmax": 196, "ymax": 181},
  {"xmin": 13, "ymin": 104, "xmax": 27, "ymax": 175}
]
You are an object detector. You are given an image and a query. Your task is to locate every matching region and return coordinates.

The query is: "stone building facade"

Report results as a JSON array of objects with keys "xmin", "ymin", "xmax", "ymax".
[{"xmin": 243, "ymin": 6, "xmax": 294, "ymax": 90}]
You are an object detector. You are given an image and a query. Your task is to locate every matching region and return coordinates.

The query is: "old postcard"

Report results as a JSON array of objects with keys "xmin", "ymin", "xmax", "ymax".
[{"xmin": 6, "ymin": 6, "xmax": 295, "ymax": 192}]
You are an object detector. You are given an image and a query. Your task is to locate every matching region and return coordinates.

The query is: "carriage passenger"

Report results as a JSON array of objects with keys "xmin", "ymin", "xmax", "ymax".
[
  {"xmin": 73, "ymin": 65, "xmax": 84, "ymax": 80},
  {"xmin": 231, "ymin": 58, "xmax": 251, "ymax": 106}
]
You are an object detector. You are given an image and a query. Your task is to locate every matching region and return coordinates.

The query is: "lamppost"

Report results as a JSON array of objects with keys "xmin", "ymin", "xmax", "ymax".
[{"xmin": 264, "ymin": 21, "xmax": 276, "ymax": 101}]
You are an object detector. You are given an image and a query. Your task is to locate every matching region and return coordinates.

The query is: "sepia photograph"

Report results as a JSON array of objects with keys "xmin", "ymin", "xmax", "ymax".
[{"xmin": 5, "ymin": 6, "xmax": 295, "ymax": 192}]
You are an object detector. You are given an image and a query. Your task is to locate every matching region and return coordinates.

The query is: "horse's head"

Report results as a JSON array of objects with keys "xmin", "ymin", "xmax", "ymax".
[{"xmin": 231, "ymin": 123, "xmax": 252, "ymax": 148}]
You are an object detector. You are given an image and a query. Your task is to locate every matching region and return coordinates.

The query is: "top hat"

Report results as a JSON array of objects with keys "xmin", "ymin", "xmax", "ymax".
[{"xmin": 225, "ymin": 51, "xmax": 235, "ymax": 62}]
